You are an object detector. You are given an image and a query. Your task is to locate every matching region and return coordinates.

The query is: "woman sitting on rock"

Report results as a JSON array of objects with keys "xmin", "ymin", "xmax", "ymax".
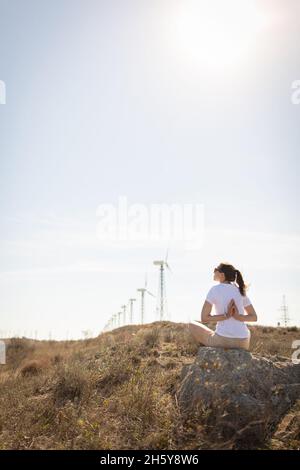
[{"xmin": 189, "ymin": 263, "xmax": 257, "ymax": 351}]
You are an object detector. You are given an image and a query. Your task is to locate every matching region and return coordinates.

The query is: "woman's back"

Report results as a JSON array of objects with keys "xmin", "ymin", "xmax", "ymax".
[{"xmin": 206, "ymin": 283, "xmax": 251, "ymax": 338}]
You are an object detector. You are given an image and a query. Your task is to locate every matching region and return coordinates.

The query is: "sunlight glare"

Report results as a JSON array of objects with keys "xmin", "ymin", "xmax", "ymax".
[{"xmin": 171, "ymin": 0, "xmax": 269, "ymax": 68}]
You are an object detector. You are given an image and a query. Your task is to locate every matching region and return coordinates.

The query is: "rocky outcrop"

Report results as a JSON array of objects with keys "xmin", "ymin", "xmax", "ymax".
[{"xmin": 176, "ymin": 347, "xmax": 300, "ymax": 446}]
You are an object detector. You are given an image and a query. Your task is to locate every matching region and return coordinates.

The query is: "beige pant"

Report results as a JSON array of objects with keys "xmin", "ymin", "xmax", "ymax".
[{"xmin": 188, "ymin": 321, "xmax": 250, "ymax": 350}]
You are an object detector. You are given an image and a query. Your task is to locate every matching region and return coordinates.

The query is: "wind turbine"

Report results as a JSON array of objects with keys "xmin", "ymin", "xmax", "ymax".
[
  {"xmin": 106, "ymin": 318, "xmax": 113, "ymax": 331},
  {"xmin": 121, "ymin": 305, "xmax": 127, "ymax": 326},
  {"xmin": 137, "ymin": 274, "xmax": 155, "ymax": 324},
  {"xmin": 128, "ymin": 298, "xmax": 136, "ymax": 324},
  {"xmin": 153, "ymin": 249, "xmax": 172, "ymax": 321},
  {"xmin": 117, "ymin": 311, "xmax": 122, "ymax": 328}
]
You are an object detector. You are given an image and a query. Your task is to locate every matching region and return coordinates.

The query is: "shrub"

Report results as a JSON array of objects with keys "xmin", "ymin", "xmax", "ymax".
[
  {"xmin": 6, "ymin": 338, "xmax": 35, "ymax": 369},
  {"xmin": 53, "ymin": 362, "xmax": 92, "ymax": 406},
  {"xmin": 175, "ymin": 325, "xmax": 199, "ymax": 355},
  {"xmin": 19, "ymin": 360, "xmax": 45, "ymax": 377},
  {"xmin": 96, "ymin": 349, "xmax": 134, "ymax": 396},
  {"xmin": 51, "ymin": 354, "xmax": 63, "ymax": 365},
  {"xmin": 163, "ymin": 329, "xmax": 174, "ymax": 343},
  {"xmin": 262, "ymin": 327, "xmax": 271, "ymax": 334},
  {"xmin": 142, "ymin": 327, "xmax": 160, "ymax": 348},
  {"xmin": 287, "ymin": 326, "xmax": 298, "ymax": 332}
]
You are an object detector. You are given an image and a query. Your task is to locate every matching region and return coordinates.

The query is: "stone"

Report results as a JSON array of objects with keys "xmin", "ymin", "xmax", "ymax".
[{"xmin": 176, "ymin": 347, "xmax": 300, "ymax": 446}]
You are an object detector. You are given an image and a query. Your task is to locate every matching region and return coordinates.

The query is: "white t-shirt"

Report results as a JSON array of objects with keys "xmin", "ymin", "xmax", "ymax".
[{"xmin": 205, "ymin": 283, "xmax": 252, "ymax": 339}]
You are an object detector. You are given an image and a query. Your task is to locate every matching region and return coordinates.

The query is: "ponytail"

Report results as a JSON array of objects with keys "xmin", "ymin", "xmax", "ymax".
[{"xmin": 235, "ymin": 269, "xmax": 246, "ymax": 296}]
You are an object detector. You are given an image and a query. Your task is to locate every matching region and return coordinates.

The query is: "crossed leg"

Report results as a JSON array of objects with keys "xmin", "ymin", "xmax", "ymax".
[{"xmin": 188, "ymin": 320, "xmax": 214, "ymax": 346}]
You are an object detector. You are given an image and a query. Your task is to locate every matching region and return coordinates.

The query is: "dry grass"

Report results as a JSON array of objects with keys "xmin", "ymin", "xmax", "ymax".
[
  {"xmin": 19, "ymin": 359, "xmax": 48, "ymax": 377},
  {"xmin": 0, "ymin": 322, "xmax": 299, "ymax": 450}
]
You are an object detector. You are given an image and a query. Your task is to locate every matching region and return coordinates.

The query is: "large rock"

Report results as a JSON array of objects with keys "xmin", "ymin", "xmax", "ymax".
[{"xmin": 176, "ymin": 347, "xmax": 300, "ymax": 446}]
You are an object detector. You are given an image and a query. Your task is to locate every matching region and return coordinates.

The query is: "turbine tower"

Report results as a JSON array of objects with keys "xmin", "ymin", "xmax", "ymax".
[
  {"xmin": 128, "ymin": 298, "xmax": 136, "ymax": 324},
  {"xmin": 279, "ymin": 295, "xmax": 290, "ymax": 327},
  {"xmin": 137, "ymin": 275, "xmax": 155, "ymax": 324},
  {"xmin": 117, "ymin": 311, "xmax": 122, "ymax": 328},
  {"xmin": 107, "ymin": 318, "xmax": 113, "ymax": 331},
  {"xmin": 153, "ymin": 249, "xmax": 172, "ymax": 321},
  {"xmin": 121, "ymin": 305, "xmax": 127, "ymax": 326}
]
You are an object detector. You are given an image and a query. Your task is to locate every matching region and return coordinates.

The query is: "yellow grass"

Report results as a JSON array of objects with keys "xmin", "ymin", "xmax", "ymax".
[{"xmin": 0, "ymin": 322, "xmax": 299, "ymax": 450}]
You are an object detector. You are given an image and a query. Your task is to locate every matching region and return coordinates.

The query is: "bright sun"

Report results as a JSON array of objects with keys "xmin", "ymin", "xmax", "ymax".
[{"xmin": 171, "ymin": 0, "xmax": 268, "ymax": 69}]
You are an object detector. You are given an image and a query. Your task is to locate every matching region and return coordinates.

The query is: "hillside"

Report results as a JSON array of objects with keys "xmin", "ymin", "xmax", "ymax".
[{"xmin": 0, "ymin": 322, "xmax": 299, "ymax": 450}]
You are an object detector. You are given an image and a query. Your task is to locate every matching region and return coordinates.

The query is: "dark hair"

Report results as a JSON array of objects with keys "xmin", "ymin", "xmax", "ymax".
[{"xmin": 215, "ymin": 262, "xmax": 247, "ymax": 296}]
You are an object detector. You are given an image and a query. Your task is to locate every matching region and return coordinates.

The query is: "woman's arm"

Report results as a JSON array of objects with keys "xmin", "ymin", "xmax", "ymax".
[
  {"xmin": 200, "ymin": 300, "xmax": 229, "ymax": 323},
  {"xmin": 232, "ymin": 303, "xmax": 258, "ymax": 322}
]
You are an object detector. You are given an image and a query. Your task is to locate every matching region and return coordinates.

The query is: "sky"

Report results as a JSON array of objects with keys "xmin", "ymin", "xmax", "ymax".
[{"xmin": 0, "ymin": 0, "xmax": 299, "ymax": 339}]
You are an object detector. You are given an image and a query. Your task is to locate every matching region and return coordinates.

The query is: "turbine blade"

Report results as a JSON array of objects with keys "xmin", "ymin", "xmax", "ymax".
[
  {"xmin": 146, "ymin": 290, "xmax": 155, "ymax": 297},
  {"xmin": 165, "ymin": 262, "xmax": 172, "ymax": 273},
  {"xmin": 165, "ymin": 247, "xmax": 169, "ymax": 263}
]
